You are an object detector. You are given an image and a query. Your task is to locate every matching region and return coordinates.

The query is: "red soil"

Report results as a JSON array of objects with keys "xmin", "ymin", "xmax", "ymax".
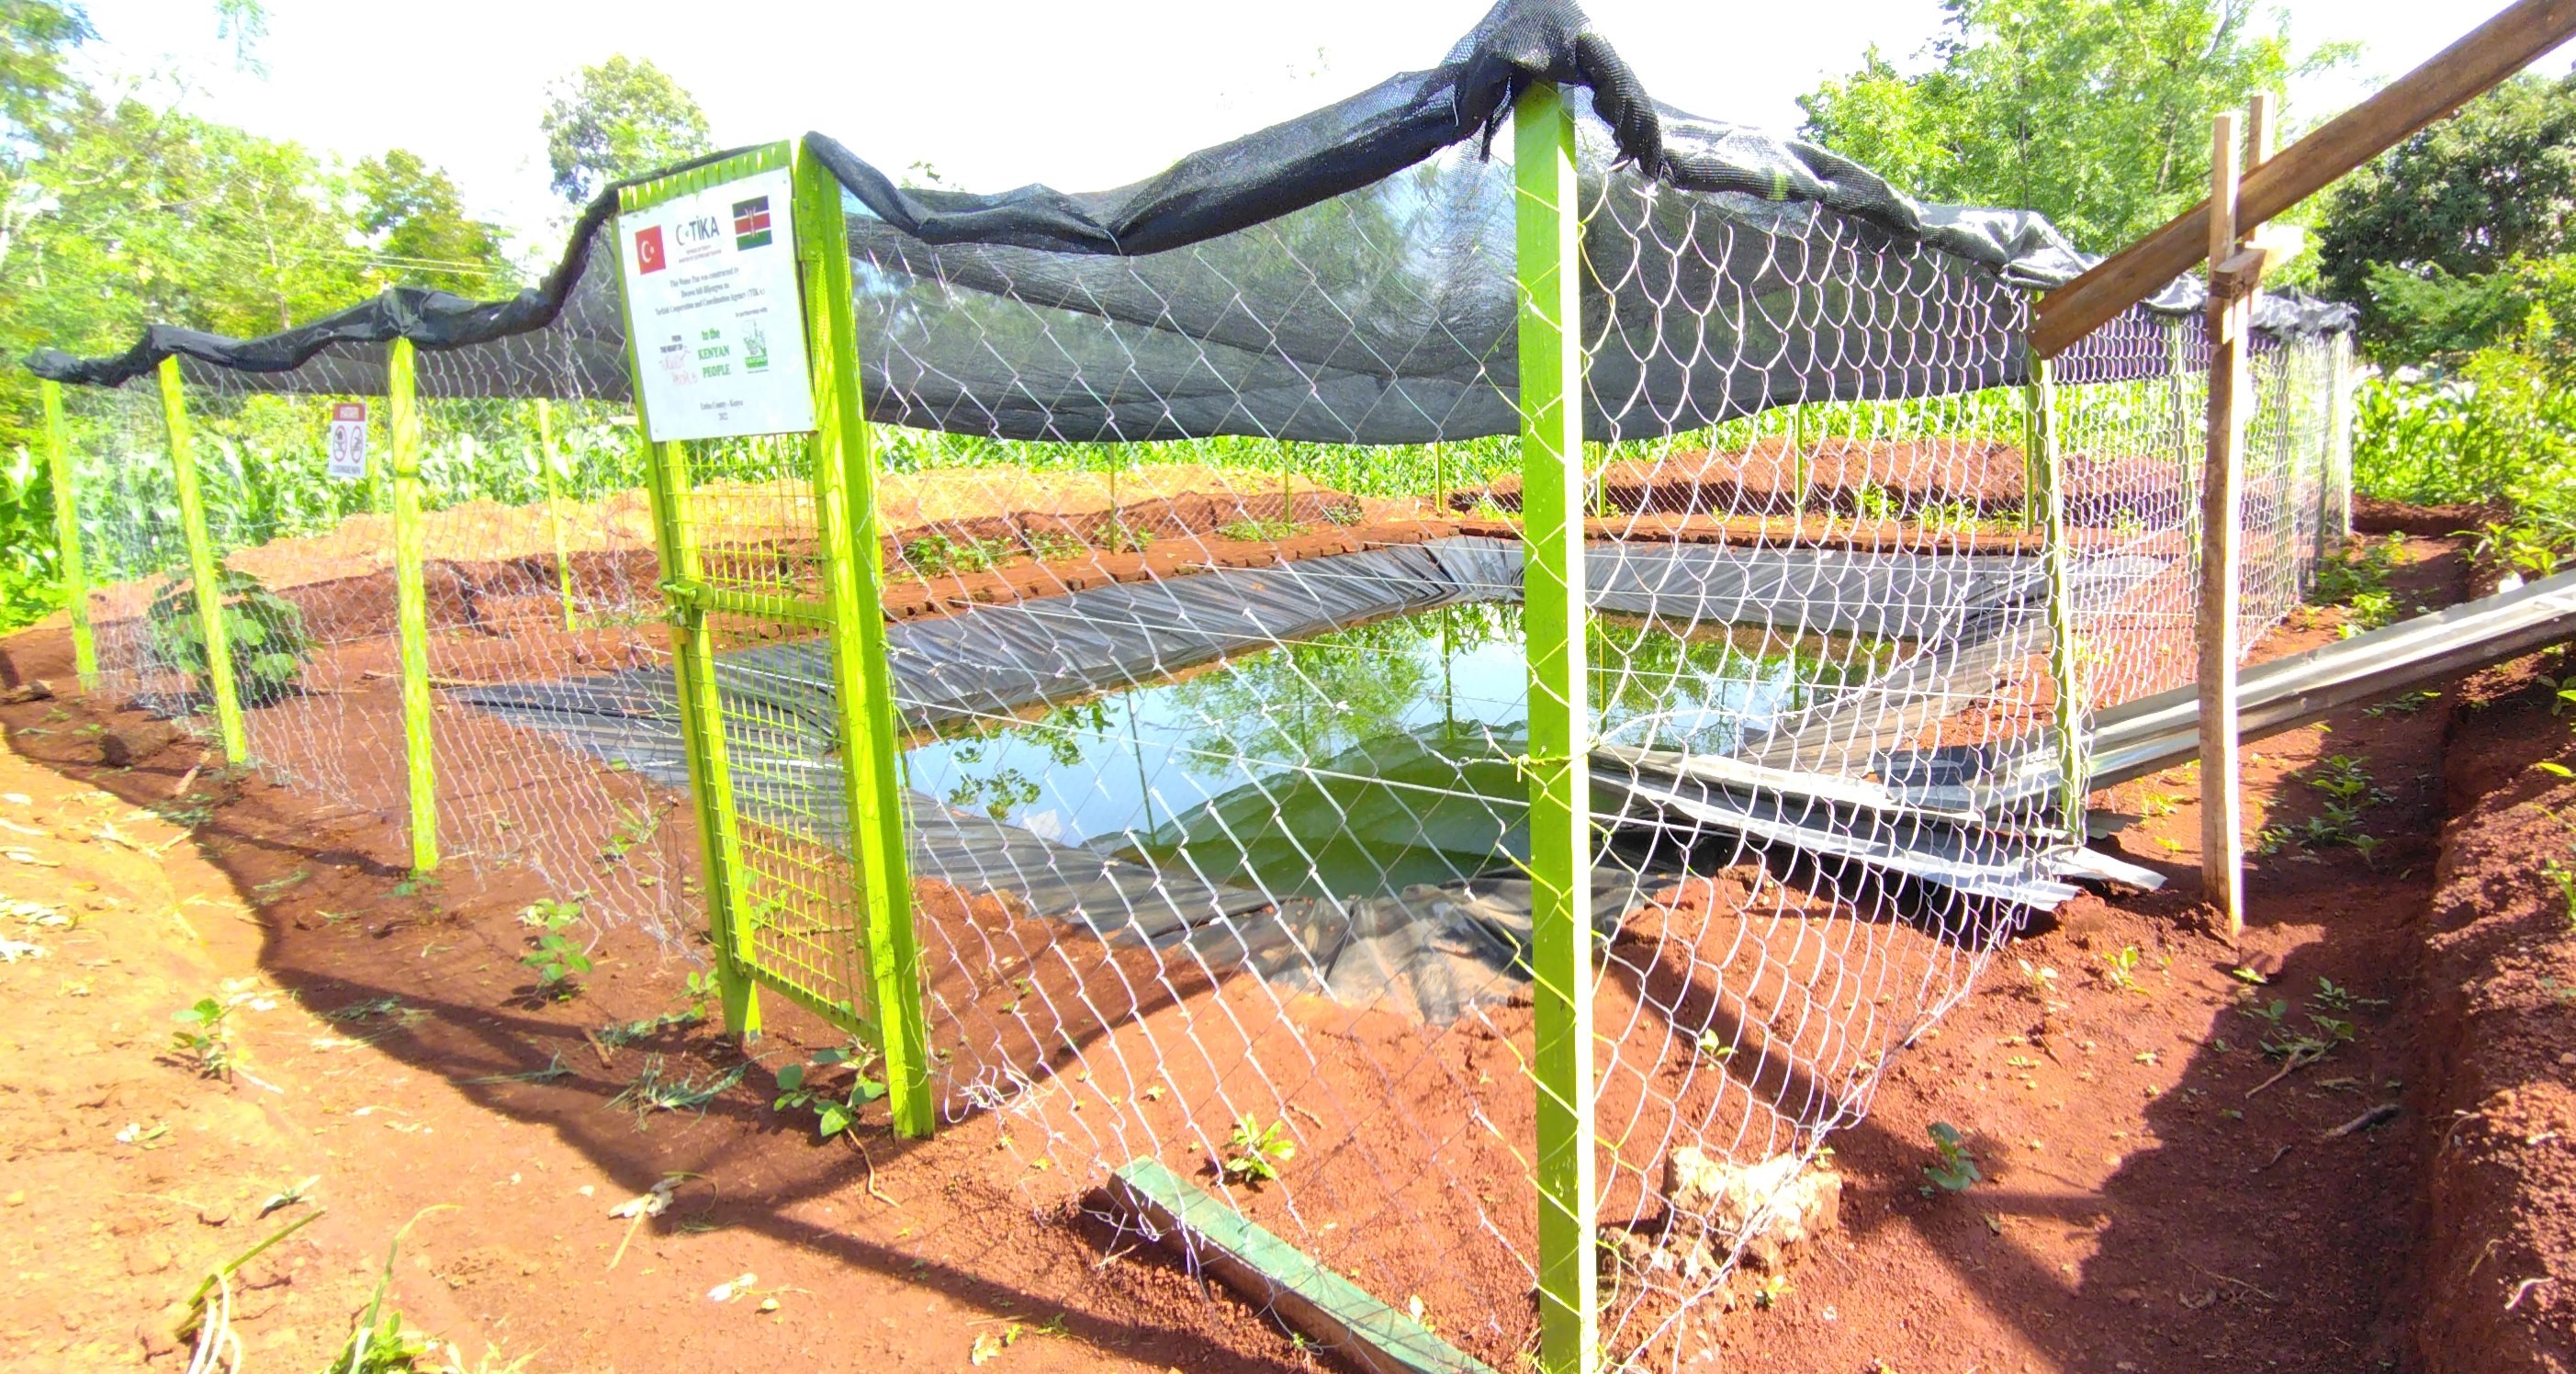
[{"xmin": 0, "ymin": 522, "xmax": 2563, "ymax": 1371}]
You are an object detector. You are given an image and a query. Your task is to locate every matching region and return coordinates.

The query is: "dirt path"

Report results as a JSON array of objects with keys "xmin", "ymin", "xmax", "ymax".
[{"xmin": 0, "ymin": 727, "xmax": 458, "ymax": 1370}]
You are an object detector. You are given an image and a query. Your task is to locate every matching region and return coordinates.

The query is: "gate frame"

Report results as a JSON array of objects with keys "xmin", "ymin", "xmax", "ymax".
[{"xmin": 612, "ymin": 140, "xmax": 935, "ymax": 1138}]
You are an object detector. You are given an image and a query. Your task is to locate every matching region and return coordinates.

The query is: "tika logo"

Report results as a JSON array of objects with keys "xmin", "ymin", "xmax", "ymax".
[
  {"xmin": 731, "ymin": 196, "xmax": 773, "ymax": 251},
  {"xmin": 634, "ymin": 225, "xmax": 668, "ymax": 275}
]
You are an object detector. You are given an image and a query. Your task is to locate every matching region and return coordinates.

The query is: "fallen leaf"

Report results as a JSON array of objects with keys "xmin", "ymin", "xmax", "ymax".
[{"xmin": 610, "ymin": 1177, "xmax": 677, "ymax": 1220}]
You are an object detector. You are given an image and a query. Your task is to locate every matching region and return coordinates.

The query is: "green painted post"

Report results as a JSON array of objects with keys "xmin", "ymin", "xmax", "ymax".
[
  {"xmin": 537, "ymin": 399, "xmax": 579, "ymax": 632},
  {"xmin": 796, "ymin": 147, "xmax": 936, "ymax": 1140},
  {"xmin": 2027, "ymin": 353, "xmax": 2087, "ymax": 840},
  {"xmin": 636, "ymin": 425, "xmax": 761, "ymax": 1041},
  {"xmin": 39, "ymin": 381, "xmax": 96, "ymax": 690},
  {"xmin": 157, "ymin": 357, "xmax": 247, "ymax": 764},
  {"xmin": 1515, "ymin": 81, "xmax": 1598, "ymax": 1374},
  {"xmin": 387, "ymin": 340, "xmax": 440, "ymax": 873}
]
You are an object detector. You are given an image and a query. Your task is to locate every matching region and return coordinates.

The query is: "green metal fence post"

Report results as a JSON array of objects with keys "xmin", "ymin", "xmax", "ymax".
[
  {"xmin": 157, "ymin": 357, "xmax": 247, "ymax": 764},
  {"xmin": 387, "ymin": 340, "xmax": 440, "ymax": 873},
  {"xmin": 1515, "ymin": 81, "xmax": 1599, "ymax": 1374},
  {"xmin": 537, "ymin": 399, "xmax": 580, "ymax": 633},
  {"xmin": 636, "ymin": 424, "xmax": 761, "ymax": 1041},
  {"xmin": 796, "ymin": 145, "xmax": 936, "ymax": 1140},
  {"xmin": 2026, "ymin": 351, "xmax": 2087, "ymax": 840},
  {"xmin": 39, "ymin": 380, "xmax": 96, "ymax": 690}
]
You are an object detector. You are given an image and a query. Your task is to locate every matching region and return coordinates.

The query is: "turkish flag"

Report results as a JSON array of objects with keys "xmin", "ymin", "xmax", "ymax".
[{"xmin": 635, "ymin": 226, "xmax": 667, "ymax": 275}]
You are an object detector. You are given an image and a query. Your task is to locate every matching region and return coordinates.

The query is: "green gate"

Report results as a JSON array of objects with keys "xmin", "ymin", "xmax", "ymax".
[{"xmin": 613, "ymin": 142, "xmax": 934, "ymax": 1138}]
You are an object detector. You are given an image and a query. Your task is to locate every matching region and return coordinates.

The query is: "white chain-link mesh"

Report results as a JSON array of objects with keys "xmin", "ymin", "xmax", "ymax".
[{"xmin": 39, "ymin": 123, "xmax": 2352, "ymax": 1370}]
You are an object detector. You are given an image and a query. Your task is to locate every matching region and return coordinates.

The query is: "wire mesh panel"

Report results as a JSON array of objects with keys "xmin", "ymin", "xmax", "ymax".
[
  {"xmin": 1575, "ymin": 139, "xmax": 2073, "ymax": 1366},
  {"xmin": 21, "ymin": 34, "xmax": 2366, "ymax": 1368},
  {"xmin": 828, "ymin": 143, "xmax": 1571, "ymax": 1360}
]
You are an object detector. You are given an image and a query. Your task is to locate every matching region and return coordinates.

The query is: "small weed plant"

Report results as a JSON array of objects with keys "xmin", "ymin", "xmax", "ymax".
[
  {"xmin": 2263, "ymin": 755, "xmax": 2392, "ymax": 858},
  {"xmin": 2544, "ymin": 859, "xmax": 2576, "ymax": 930},
  {"xmin": 517, "ymin": 895, "xmax": 593, "ymax": 997},
  {"xmin": 598, "ymin": 803, "xmax": 661, "ymax": 863},
  {"xmin": 1020, "ymin": 528, "xmax": 1085, "ymax": 562},
  {"xmin": 145, "ymin": 566, "xmax": 313, "ymax": 704},
  {"xmin": 1216, "ymin": 516, "xmax": 1302, "ymax": 543},
  {"xmin": 171, "ymin": 996, "xmax": 235, "ymax": 1078},
  {"xmin": 2098, "ymin": 945, "xmax": 2145, "ymax": 995},
  {"xmin": 1223, "ymin": 1115, "xmax": 1296, "ymax": 1184},
  {"xmin": 610, "ymin": 1056, "xmax": 748, "ymax": 1124},
  {"xmin": 900, "ymin": 533, "xmax": 1016, "ymax": 577},
  {"xmin": 1920, "ymin": 1121, "xmax": 1981, "ymax": 1195},
  {"xmin": 1106, "ymin": 520, "xmax": 1156, "ymax": 553},
  {"xmin": 771, "ymin": 1044, "xmax": 888, "ymax": 1139}
]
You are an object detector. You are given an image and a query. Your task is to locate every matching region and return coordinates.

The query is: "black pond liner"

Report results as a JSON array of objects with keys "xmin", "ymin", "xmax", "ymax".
[{"xmin": 452, "ymin": 536, "xmax": 2092, "ymax": 1021}]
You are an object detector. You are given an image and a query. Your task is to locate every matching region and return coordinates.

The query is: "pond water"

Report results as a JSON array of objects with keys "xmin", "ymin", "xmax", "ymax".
[{"xmin": 902, "ymin": 603, "xmax": 1884, "ymax": 902}]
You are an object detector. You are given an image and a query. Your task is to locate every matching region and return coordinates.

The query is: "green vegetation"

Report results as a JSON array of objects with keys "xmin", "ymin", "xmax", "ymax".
[
  {"xmin": 2096, "ymin": 944, "xmax": 2144, "ymax": 996},
  {"xmin": 144, "ymin": 566, "xmax": 311, "ymax": 704},
  {"xmin": 517, "ymin": 895, "xmax": 593, "ymax": 997},
  {"xmin": 1919, "ymin": 1121, "xmax": 1981, "ymax": 1194},
  {"xmin": 1798, "ymin": 0, "xmax": 2346, "ymax": 259},
  {"xmin": 2326, "ymin": 75, "xmax": 2576, "ymax": 575},
  {"xmin": 1215, "ymin": 516, "xmax": 1303, "ymax": 543},
  {"xmin": 1693, "ymin": 1028, "xmax": 1738, "ymax": 1063},
  {"xmin": 1222, "ymin": 1114, "xmax": 1296, "ymax": 1184},
  {"xmin": 170, "ymin": 995, "xmax": 235, "ymax": 1078},
  {"xmin": 771, "ymin": 1043, "xmax": 888, "ymax": 1140},
  {"xmin": 609, "ymin": 1055, "xmax": 747, "ymax": 1124},
  {"xmin": 2257, "ymin": 754, "xmax": 2391, "ymax": 859},
  {"xmin": 900, "ymin": 533, "xmax": 1015, "ymax": 578},
  {"xmin": 540, "ymin": 55, "xmax": 713, "ymax": 205},
  {"xmin": 2319, "ymin": 73, "xmax": 2576, "ymax": 363}
]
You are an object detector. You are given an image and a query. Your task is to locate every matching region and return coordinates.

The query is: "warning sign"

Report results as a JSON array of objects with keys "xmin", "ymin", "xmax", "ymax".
[{"xmin": 326, "ymin": 401, "xmax": 368, "ymax": 481}]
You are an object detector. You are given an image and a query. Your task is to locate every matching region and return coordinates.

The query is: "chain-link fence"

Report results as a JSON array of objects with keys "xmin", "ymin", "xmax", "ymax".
[{"xmin": 27, "ymin": 57, "xmax": 2355, "ymax": 1374}]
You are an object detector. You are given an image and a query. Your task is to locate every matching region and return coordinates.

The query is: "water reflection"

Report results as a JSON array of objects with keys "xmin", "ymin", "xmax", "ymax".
[{"xmin": 902, "ymin": 603, "xmax": 1884, "ymax": 901}]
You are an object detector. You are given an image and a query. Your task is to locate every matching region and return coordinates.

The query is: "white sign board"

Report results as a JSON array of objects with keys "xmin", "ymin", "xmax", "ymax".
[
  {"xmin": 326, "ymin": 401, "xmax": 368, "ymax": 481},
  {"xmin": 617, "ymin": 166, "xmax": 816, "ymax": 442}
]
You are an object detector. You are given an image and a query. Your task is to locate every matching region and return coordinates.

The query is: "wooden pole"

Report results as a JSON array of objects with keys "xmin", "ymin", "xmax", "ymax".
[
  {"xmin": 2033, "ymin": 0, "xmax": 2576, "ymax": 358},
  {"xmin": 2199, "ymin": 102, "xmax": 2265, "ymax": 940}
]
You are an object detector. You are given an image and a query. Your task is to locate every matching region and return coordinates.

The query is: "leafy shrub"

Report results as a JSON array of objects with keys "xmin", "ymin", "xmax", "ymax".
[{"xmin": 145, "ymin": 566, "xmax": 311, "ymax": 704}]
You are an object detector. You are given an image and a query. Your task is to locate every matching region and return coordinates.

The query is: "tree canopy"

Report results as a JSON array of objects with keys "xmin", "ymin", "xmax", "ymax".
[
  {"xmin": 2316, "ymin": 73, "xmax": 2576, "ymax": 361},
  {"xmin": 1797, "ymin": 0, "xmax": 2348, "ymax": 255},
  {"xmin": 539, "ymin": 55, "xmax": 714, "ymax": 206},
  {"xmin": 356, "ymin": 149, "xmax": 512, "ymax": 297}
]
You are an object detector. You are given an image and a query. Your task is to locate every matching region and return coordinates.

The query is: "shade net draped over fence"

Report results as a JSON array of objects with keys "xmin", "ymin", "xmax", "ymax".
[{"xmin": 25, "ymin": 3, "xmax": 2355, "ymax": 1367}]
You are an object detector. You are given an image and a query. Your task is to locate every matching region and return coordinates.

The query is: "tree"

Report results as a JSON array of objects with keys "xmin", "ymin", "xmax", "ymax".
[
  {"xmin": 2316, "ymin": 73, "xmax": 2576, "ymax": 360},
  {"xmin": 2, "ymin": 0, "xmax": 94, "ymax": 145},
  {"xmin": 356, "ymin": 149, "xmax": 512, "ymax": 296},
  {"xmin": 5, "ymin": 96, "xmax": 369, "ymax": 352},
  {"xmin": 1797, "ymin": 0, "xmax": 2349, "ymax": 255},
  {"xmin": 539, "ymin": 56, "xmax": 712, "ymax": 206},
  {"xmin": 2, "ymin": 1, "xmax": 96, "ymax": 282}
]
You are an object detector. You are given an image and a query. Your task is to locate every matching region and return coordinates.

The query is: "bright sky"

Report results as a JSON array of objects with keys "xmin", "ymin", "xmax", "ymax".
[{"xmin": 71, "ymin": 0, "xmax": 2576, "ymax": 262}]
